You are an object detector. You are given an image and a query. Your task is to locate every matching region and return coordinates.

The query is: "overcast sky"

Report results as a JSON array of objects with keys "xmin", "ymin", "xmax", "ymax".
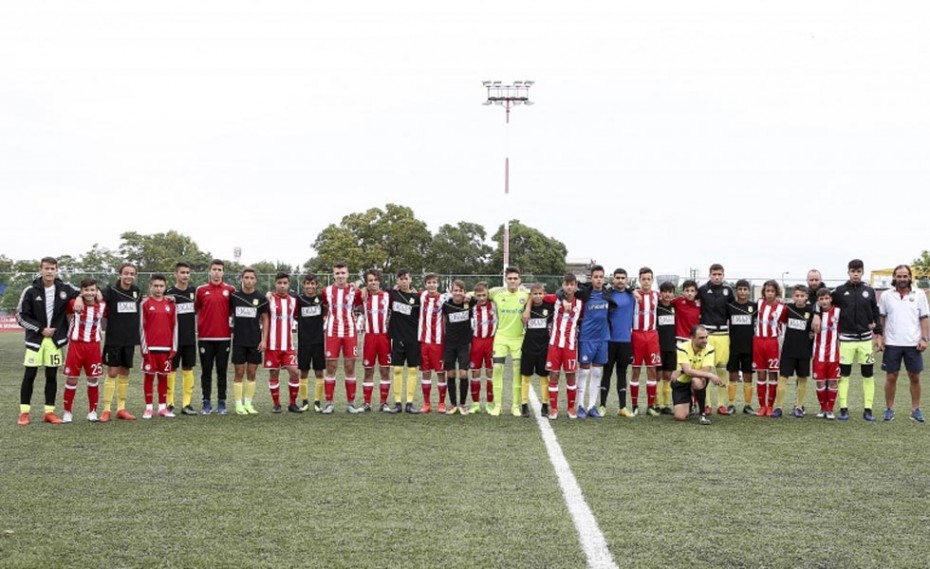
[{"xmin": 2, "ymin": 1, "xmax": 927, "ymax": 285}]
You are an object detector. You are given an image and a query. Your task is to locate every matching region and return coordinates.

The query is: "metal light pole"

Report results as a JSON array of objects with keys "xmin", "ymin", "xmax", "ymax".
[
  {"xmin": 781, "ymin": 271, "xmax": 789, "ymax": 291},
  {"xmin": 483, "ymin": 80, "xmax": 534, "ymax": 275}
]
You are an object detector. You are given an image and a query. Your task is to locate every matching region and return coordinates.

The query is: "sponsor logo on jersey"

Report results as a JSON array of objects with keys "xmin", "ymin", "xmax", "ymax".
[
  {"xmin": 301, "ymin": 306, "xmax": 322, "ymax": 317},
  {"xmin": 787, "ymin": 318, "xmax": 808, "ymax": 331},
  {"xmin": 117, "ymin": 302, "xmax": 137, "ymax": 313},
  {"xmin": 392, "ymin": 301, "xmax": 412, "ymax": 315},
  {"xmin": 176, "ymin": 303, "xmax": 194, "ymax": 315},
  {"xmin": 235, "ymin": 306, "xmax": 258, "ymax": 318},
  {"xmin": 448, "ymin": 311, "xmax": 469, "ymax": 323},
  {"xmin": 527, "ymin": 318, "xmax": 547, "ymax": 329},
  {"xmin": 731, "ymin": 314, "xmax": 752, "ymax": 325},
  {"xmin": 658, "ymin": 314, "xmax": 675, "ymax": 326}
]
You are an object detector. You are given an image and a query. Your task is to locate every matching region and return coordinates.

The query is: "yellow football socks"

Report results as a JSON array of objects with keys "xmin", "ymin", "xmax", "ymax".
[
  {"xmin": 315, "ymin": 377, "xmax": 324, "ymax": 402},
  {"xmin": 245, "ymin": 379, "xmax": 256, "ymax": 402},
  {"xmin": 392, "ymin": 367, "xmax": 404, "ymax": 403},
  {"xmin": 233, "ymin": 382, "xmax": 244, "ymax": 403},
  {"xmin": 102, "ymin": 376, "xmax": 115, "ymax": 412},
  {"xmin": 116, "ymin": 375, "xmax": 129, "ymax": 411},
  {"xmin": 182, "ymin": 369, "xmax": 194, "ymax": 408},
  {"xmin": 774, "ymin": 377, "xmax": 788, "ymax": 409},
  {"xmin": 520, "ymin": 375, "xmax": 531, "ymax": 405},
  {"xmin": 539, "ymin": 376, "xmax": 549, "ymax": 405},
  {"xmin": 796, "ymin": 377, "xmax": 808, "ymax": 408}
]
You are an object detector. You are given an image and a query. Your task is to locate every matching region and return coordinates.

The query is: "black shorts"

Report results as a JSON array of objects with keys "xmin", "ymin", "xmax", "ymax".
[
  {"xmin": 103, "ymin": 345, "xmax": 135, "ymax": 369},
  {"xmin": 443, "ymin": 342, "xmax": 470, "ymax": 371},
  {"xmin": 232, "ymin": 345, "xmax": 263, "ymax": 365},
  {"xmin": 298, "ymin": 343, "xmax": 326, "ymax": 372},
  {"xmin": 672, "ymin": 380, "xmax": 693, "ymax": 406},
  {"xmin": 659, "ymin": 350, "xmax": 678, "ymax": 372},
  {"xmin": 727, "ymin": 351, "xmax": 754, "ymax": 374},
  {"xmin": 520, "ymin": 349, "xmax": 548, "ymax": 377},
  {"xmin": 779, "ymin": 356, "xmax": 810, "ymax": 378},
  {"xmin": 391, "ymin": 339, "xmax": 421, "ymax": 368},
  {"xmin": 171, "ymin": 345, "xmax": 197, "ymax": 370}
]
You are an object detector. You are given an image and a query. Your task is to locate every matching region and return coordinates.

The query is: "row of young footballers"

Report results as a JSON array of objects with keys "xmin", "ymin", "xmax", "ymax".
[{"xmin": 14, "ymin": 258, "xmax": 873, "ymax": 425}]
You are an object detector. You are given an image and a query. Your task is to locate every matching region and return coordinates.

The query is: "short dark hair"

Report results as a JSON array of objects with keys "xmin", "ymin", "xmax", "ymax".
[
  {"xmin": 474, "ymin": 281, "xmax": 488, "ymax": 292},
  {"xmin": 735, "ymin": 279, "xmax": 751, "ymax": 289},
  {"xmin": 848, "ymin": 259, "xmax": 864, "ymax": 271},
  {"xmin": 40, "ymin": 256, "xmax": 57, "ymax": 267},
  {"xmin": 613, "ymin": 268, "xmax": 627, "ymax": 277},
  {"xmin": 150, "ymin": 274, "xmax": 167, "ymax": 284},
  {"xmin": 530, "ymin": 282, "xmax": 545, "ymax": 292},
  {"xmin": 396, "ymin": 269, "xmax": 411, "ymax": 279},
  {"xmin": 365, "ymin": 269, "xmax": 382, "ymax": 282},
  {"xmin": 762, "ymin": 279, "xmax": 781, "ymax": 297},
  {"xmin": 682, "ymin": 279, "xmax": 698, "ymax": 291},
  {"xmin": 590, "ymin": 264, "xmax": 604, "ymax": 275},
  {"xmin": 505, "ymin": 266, "xmax": 521, "ymax": 276},
  {"xmin": 659, "ymin": 281, "xmax": 675, "ymax": 293},
  {"xmin": 817, "ymin": 287, "xmax": 832, "ymax": 299},
  {"xmin": 118, "ymin": 262, "xmax": 136, "ymax": 275},
  {"xmin": 451, "ymin": 279, "xmax": 466, "ymax": 291},
  {"xmin": 175, "ymin": 261, "xmax": 191, "ymax": 271},
  {"xmin": 80, "ymin": 278, "xmax": 98, "ymax": 289},
  {"xmin": 563, "ymin": 273, "xmax": 577, "ymax": 284},
  {"xmin": 210, "ymin": 259, "xmax": 224, "ymax": 268},
  {"xmin": 639, "ymin": 266, "xmax": 653, "ymax": 277},
  {"xmin": 424, "ymin": 273, "xmax": 439, "ymax": 283},
  {"xmin": 690, "ymin": 324, "xmax": 708, "ymax": 338},
  {"xmin": 333, "ymin": 262, "xmax": 348, "ymax": 271},
  {"xmin": 792, "ymin": 284, "xmax": 808, "ymax": 295},
  {"xmin": 241, "ymin": 267, "xmax": 256, "ymax": 278},
  {"xmin": 709, "ymin": 263, "xmax": 724, "ymax": 273},
  {"xmin": 275, "ymin": 272, "xmax": 290, "ymax": 282},
  {"xmin": 303, "ymin": 274, "xmax": 318, "ymax": 284}
]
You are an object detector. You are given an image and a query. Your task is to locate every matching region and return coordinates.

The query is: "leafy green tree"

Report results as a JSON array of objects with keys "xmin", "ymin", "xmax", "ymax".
[
  {"xmin": 305, "ymin": 204, "xmax": 432, "ymax": 274},
  {"xmin": 79, "ymin": 244, "xmax": 121, "ymax": 274},
  {"xmin": 118, "ymin": 230, "xmax": 213, "ymax": 273},
  {"xmin": 490, "ymin": 220, "xmax": 568, "ymax": 276},
  {"xmin": 912, "ymin": 250, "xmax": 930, "ymax": 288},
  {"xmin": 428, "ymin": 222, "xmax": 493, "ymax": 275}
]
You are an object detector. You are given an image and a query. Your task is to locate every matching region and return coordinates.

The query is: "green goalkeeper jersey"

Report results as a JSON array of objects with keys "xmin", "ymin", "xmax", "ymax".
[{"xmin": 488, "ymin": 286, "xmax": 530, "ymax": 341}]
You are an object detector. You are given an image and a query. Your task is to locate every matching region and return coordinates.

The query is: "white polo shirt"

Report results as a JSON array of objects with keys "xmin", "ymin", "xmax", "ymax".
[{"xmin": 878, "ymin": 288, "xmax": 929, "ymax": 346}]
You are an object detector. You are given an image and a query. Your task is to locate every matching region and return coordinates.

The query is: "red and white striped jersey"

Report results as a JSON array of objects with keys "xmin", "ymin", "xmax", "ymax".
[
  {"xmin": 418, "ymin": 292, "xmax": 446, "ymax": 345},
  {"xmin": 755, "ymin": 300, "xmax": 785, "ymax": 338},
  {"xmin": 813, "ymin": 306, "xmax": 841, "ymax": 363},
  {"xmin": 140, "ymin": 297, "xmax": 177, "ymax": 352},
  {"xmin": 549, "ymin": 297, "xmax": 583, "ymax": 349},
  {"xmin": 267, "ymin": 294, "xmax": 296, "ymax": 351},
  {"xmin": 364, "ymin": 291, "xmax": 391, "ymax": 335},
  {"xmin": 471, "ymin": 301, "xmax": 497, "ymax": 339},
  {"xmin": 322, "ymin": 285, "xmax": 363, "ymax": 338},
  {"xmin": 633, "ymin": 290, "xmax": 659, "ymax": 331},
  {"xmin": 67, "ymin": 299, "xmax": 106, "ymax": 343}
]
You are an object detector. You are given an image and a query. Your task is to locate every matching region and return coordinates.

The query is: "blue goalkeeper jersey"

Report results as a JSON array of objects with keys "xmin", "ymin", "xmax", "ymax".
[{"xmin": 608, "ymin": 289, "xmax": 635, "ymax": 342}]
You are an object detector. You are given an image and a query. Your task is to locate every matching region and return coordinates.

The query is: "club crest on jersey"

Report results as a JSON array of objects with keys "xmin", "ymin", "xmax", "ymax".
[
  {"xmin": 723, "ymin": 289, "xmax": 729, "ymax": 296},
  {"xmin": 804, "ymin": 312, "xmax": 811, "ymax": 320},
  {"xmin": 253, "ymin": 299, "xmax": 259, "ymax": 306},
  {"xmin": 144, "ymin": 364, "xmax": 151, "ymax": 371},
  {"xmin": 543, "ymin": 309, "xmax": 548, "ymax": 316},
  {"xmin": 409, "ymin": 298, "xmax": 414, "ymax": 304},
  {"xmin": 464, "ymin": 303, "xmax": 469, "ymax": 310},
  {"xmin": 519, "ymin": 298, "xmax": 526, "ymax": 304},
  {"xmin": 223, "ymin": 290, "xmax": 230, "ymax": 296},
  {"xmin": 165, "ymin": 305, "xmax": 171, "ymax": 312},
  {"xmin": 133, "ymin": 291, "xmax": 138, "ymax": 298},
  {"xmin": 200, "ymin": 347, "xmax": 206, "ymax": 353},
  {"xmin": 862, "ymin": 291, "xmax": 869, "ymax": 298},
  {"xmin": 748, "ymin": 306, "xmax": 754, "ymax": 313},
  {"xmin": 59, "ymin": 291, "xmax": 68, "ymax": 300},
  {"xmin": 314, "ymin": 297, "xmax": 320, "ymax": 304},
  {"xmin": 696, "ymin": 301, "xmax": 701, "ymax": 307}
]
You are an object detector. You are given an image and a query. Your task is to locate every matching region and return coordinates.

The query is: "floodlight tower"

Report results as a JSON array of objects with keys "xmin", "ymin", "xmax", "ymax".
[{"xmin": 482, "ymin": 80, "xmax": 534, "ymax": 275}]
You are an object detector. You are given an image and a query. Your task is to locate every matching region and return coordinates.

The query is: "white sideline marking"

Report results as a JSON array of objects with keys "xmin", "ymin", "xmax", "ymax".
[{"xmin": 529, "ymin": 388, "xmax": 619, "ymax": 569}]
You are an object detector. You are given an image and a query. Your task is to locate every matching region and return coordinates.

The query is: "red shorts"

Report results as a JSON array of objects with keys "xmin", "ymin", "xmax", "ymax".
[
  {"xmin": 362, "ymin": 333, "xmax": 391, "ymax": 368},
  {"xmin": 632, "ymin": 330, "xmax": 662, "ymax": 367},
  {"xmin": 142, "ymin": 351, "xmax": 174, "ymax": 375},
  {"xmin": 325, "ymin": 336, "xmax": 358, "ymax": 360},
  {"xmin": 265, "ymin": 349, "xmax": 297, "ymax": 369},
  {"xmin": 812, "ymin": 360, "xmax": 841, "ymax": 381},
  {"xmin": 546, "ymin": 345, "xmax": 578, "ymax": 372},
  {"xmin": 420, "ymin": 343, "xmax": 444, "ymax": 372},
  {"xmin": 64, "ymin": 342, "xmax": 103, "ymax": 378},
  {"xmin": 753, "ymin": 337, "xmax": 780, "ymax": 372},
  {"xmin": 469, "ymin": 337, "xmax": 494, "ymax": 370}
]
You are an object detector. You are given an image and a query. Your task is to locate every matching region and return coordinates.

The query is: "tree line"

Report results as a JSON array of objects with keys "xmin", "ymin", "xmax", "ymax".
[{"xmin": 0, "ymin": 203, "xmax": 569, "ymax": 312}]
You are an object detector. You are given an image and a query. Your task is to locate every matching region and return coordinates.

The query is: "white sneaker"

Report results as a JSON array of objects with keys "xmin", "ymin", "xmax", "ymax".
[
  {"xmin": 87, "ymin": 410, "xmax": 99, "ymax": 422},
  {"xmin": 158, "ymin": 408, "xmax": 176, "ymax": 418},
  {"xmin": 62, "ymin": 411, "xmax": 73, "ymax": 424},
  {"xmin": 142, "ymin": 408, "xmax": 154, "ymax": 420}
]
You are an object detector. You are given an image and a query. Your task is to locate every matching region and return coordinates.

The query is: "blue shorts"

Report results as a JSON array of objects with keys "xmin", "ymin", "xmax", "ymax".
[
  {"xmin": 881, "ymin": 345, "xmax": 923, "ymax": 373},
  {"xmin": 578, "ymin": 340, "xmax": 608, "ymax": 366}
]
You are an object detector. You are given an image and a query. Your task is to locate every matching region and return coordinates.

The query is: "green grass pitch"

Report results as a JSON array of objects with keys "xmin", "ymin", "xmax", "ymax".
[{"xmin": 1, "ymin": 332, "xmax": 929, "ymax": 568}]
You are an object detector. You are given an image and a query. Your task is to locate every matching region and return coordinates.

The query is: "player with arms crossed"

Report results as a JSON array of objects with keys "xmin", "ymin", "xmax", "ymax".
[
  {"xmin": 139, "ymin": 274, "xmax": 178, "ymax": 419},
  {"xmin": 544, "ymin": 274, "xmax": 583, "ymax": 420},
  {"xmin": 320, "ymin": 262, "xmax": 364, "ymax": 414},
  {"xmin": 263, "ymin": 273, "xmax": 302, "ymax": 413},
  {"xmin": 61, "ymin": 278, "xmax": 105, "ymax": 423}
]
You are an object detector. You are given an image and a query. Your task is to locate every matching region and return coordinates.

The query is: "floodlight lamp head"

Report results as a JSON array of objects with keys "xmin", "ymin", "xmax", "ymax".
[{"xmin": 482, "ymin": 80, "xmax": 491, "ymax": 86}]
